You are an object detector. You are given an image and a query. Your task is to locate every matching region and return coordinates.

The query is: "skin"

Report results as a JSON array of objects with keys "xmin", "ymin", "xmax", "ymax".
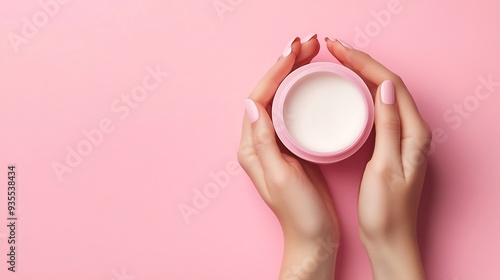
[{"xmin": 238, "ymin": 36, "xmax": 431, "ymax": 280}]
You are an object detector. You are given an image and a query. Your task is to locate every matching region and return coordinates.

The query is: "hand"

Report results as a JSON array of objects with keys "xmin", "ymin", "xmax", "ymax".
[
  {"xmin": 238, "ymin": 35, "xmax": 340, "ymax": 280},
  {"xmin": 326, "ymin": 39, "xmax": 431, "ymax": 280}
]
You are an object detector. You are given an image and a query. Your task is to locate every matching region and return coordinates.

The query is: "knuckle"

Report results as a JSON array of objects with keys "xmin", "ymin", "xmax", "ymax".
[
  {"xmin": 381, "ymin": 119, "xmax": 401, "ymax": 133},
  {"xmin": 282, "ymin": 153, "xmax": 300, "ymax": 167},
  {"xmin": 421, "ymin": 128, "xmax": 433, "ymax": 143},
  {"xmin": 404, "ymin": 132, "xmax": 433, "ymax": 167},
  {"xmin": 345, "ymin": 49, "xmax": 355, "ymax": 61},
  {"xmin": 358, "ymin": 51, "xmax": 372, "ymax": 61},
  {"xmin": 237, "ymin": 144, "xmax": 253, "ymax": 166},
  {"xmin": 268, "ymin": 172, "xmax": 289, "ymax": 188},
  {"xmin": 389, "ymin": 73, "xmax": 403, "ymax": 85},
  {"xmin": 422, "ymin": 123, "xmax": 433, "ymax": 140},
  {"xmin": 236, "ymin": 149, "xmax": 246, "ymax": 165},
  {"xmin": 366, "ymin": 160, "xmax": 392, "ymax": 176},
  {"xmin": 415, "ymin": 123, "xmax": 433, "ymax": 144},
  {"xmin": 404, "ymin": 148, "xmax": 428, "ymax": 168},
  {"xmin": 367, "ymin": 159, "xmax": 404, "ymax": 182},
  {"xmin": 253, "ymin": 129, "xmax": 274, "ymax": 153},
  {"xmin": 352, "ymin": 51, "xmax": 371, "ymax": 68}
]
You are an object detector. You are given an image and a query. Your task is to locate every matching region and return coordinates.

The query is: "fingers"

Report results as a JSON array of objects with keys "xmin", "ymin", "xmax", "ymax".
[
  {"xmin": 325, "ymin": 38, "xmax": 431, "ymax": 171},
  {"xmin": 371, "ymin": 80, "xmax": 402, "ymax": 166},
  {"xmin": 293, "ymin": 34, "xmax": 320, "ymax": 70},
  {"xmin": 327, "ymin": 39, "xmax": 431, "ymax": 178},
  {"xmin": 249, "ymin": 37, "xmax": 301, "ymax": 108},
  {"xmin": 245, "ymin": 99, "xmax": 289, "ymax": 179},
  {"xmin": 325, "ymin": 39, "xmax": 427, "ymax": 135},
  {"xmin": 239, "ymin": 37, "xmax": 299, "ymax": 187},
  {"xmin": 239, "ymin": 36, "xmax": 309, "ymax": 199},
  {"xmin": 326, "ymin": 38, "xmax": 399, "ymax": 86},
  {"xmin": 237, "ymin": 114, "xmax": 267, "ymax": 196}
]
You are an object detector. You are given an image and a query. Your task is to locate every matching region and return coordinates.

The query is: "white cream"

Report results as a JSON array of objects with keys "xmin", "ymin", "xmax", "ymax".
[{"xmin": 283, "ymin": 72, "xmax": 367, "ymax": 153}]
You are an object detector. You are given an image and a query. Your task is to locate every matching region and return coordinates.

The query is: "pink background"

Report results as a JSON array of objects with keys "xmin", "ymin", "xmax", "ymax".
[{"xmin": 1, "ymin": 0, "xmax": 499, "ymax": 279}]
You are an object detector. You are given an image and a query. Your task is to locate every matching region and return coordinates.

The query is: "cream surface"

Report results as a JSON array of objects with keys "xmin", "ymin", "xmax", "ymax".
[{"xmin": 283, "ymin": 72, "xmax": 367, "ymax": 153}]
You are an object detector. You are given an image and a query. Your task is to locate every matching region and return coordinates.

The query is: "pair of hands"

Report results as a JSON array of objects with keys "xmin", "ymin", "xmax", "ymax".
[{"xmin": 238, "ymin": 35, "xmax": 431, "ymax": 280}]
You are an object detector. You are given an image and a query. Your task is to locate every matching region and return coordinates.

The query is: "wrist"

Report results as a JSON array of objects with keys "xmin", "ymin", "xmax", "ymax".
[
  {"xmin": 279, "ymin": 233, "xmax": 339, "ymax": 280},
  {"xmin": 362, "ymin": 236, "xmax": 425, "ymax": 280}
]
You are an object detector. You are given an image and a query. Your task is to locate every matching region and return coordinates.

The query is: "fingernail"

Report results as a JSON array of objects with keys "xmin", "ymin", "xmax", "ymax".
[
  {"xmin": 283, "ymin": 37, "xmax": 299, "ymax": 57},
  {"xmin": 381, "ymin": 80, "xmax": 395, "ymax": 104},
  {"xmin": 245, "ymin": 99, "xmax": 259, "ymax": 123},
  {"xmin": 335, "ymin": 39, "xmax": 353, "ymax": 49},
  {"xmin": 325, "ymin": 36, "xmax": 334, "ymax": 42},
  {"xmin": 301, "ymin": 33, "xmax": 317, "ymax": 44}
]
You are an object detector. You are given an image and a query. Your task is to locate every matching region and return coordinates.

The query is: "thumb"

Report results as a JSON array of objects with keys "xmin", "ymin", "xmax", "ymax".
[
  {"xmin": 372, "ymin": 80, "xmax": 402, "ymax": 164},
  {"xmin": 245, "ymin": 99, "xmax": 288, "ymax": 175}
]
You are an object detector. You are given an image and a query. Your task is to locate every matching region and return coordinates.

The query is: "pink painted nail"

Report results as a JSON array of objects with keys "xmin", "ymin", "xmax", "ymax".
[
  {"xmin": 381, "ymin": 80, "xmax": 395, "ymax": 104},
  {"xmin": 325, "ymin": 36, "xmax": 334, "ymax": 42},
  {"xmin": 283, "ymin": 37, "xmax": 299, "ymax": 57},
  {"xmin": 336, "ymin": 39, "xmax": 353, "ymax": 49},
  {"xmin": 301, "ymin": 33, "xmax": 317, "ymax": 44},
  {"xmin": 245, "ymin": 99, "xmax": 259, "ymax": 123}
]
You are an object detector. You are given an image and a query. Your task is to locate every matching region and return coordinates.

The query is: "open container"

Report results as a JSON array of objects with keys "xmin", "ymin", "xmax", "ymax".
[{"xmin": 272, "ymin": 62, "xmax": 374, "ymax": 164}]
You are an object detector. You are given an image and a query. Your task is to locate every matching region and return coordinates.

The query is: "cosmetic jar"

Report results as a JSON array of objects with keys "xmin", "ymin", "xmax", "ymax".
[{"xmin": 272, "ymin": 62, "xmax": 374, "ymax": 164}]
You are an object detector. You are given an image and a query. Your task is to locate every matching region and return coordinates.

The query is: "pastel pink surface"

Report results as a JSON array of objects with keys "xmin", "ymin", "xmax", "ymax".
[{"xmin": 0, "ymin": 1, "xmax": 499, "ymax": 279}]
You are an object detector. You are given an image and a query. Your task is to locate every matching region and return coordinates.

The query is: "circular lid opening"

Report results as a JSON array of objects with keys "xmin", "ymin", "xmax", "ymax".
[{"xmin": 283, "ymin": 71, "xmax": 367, "ymax": 153}]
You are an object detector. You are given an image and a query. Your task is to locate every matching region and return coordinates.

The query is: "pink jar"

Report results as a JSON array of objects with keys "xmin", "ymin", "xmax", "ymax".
[{"xmin": 272, "ymin": 62, "xmax": 374, "ymax": 164}]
